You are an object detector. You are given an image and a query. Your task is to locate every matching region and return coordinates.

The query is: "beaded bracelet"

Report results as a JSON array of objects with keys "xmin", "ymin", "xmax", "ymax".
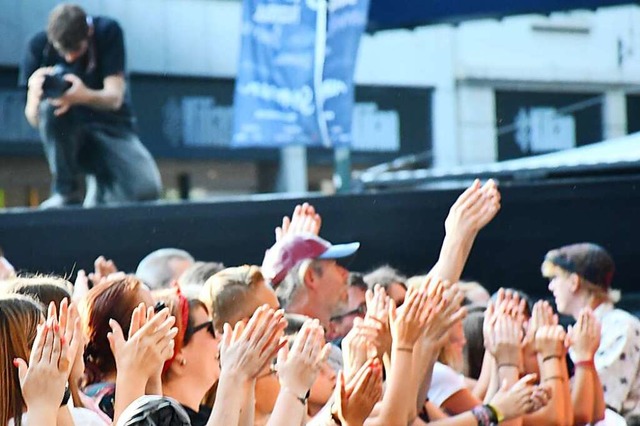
[{"xmin": 471, "ymin": 404, "xmax": 499, "ymax": 426}]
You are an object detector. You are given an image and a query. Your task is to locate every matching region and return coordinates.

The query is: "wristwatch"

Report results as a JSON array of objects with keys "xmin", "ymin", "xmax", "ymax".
[
  {"xmin": 298, "ymin": 389, "xmax": 310, "ymax": 405},
  {"xmin": 60, "ymin": 385, "xmax": 71, "ymax": 407}
]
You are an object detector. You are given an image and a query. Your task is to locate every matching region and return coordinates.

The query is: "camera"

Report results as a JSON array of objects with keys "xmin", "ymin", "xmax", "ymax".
[{"xmin": 42, "ymin": 65, "xmax": 72, "ymax": 99}]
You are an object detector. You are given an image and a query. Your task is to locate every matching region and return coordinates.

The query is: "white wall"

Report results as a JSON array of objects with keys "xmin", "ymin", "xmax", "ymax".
[
  {"xmin": 455, "ymin": 7, "xmax": 640, "ymax": 85},
  {"xmin": 354, "ymin": 4, "xmax": 640, "ymax": 166}
]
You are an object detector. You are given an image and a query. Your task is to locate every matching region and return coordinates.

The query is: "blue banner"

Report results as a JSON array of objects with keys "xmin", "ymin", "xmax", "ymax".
[{"xmin": 232, "ymin": 0, "xmax": 370, "ymax": 148}]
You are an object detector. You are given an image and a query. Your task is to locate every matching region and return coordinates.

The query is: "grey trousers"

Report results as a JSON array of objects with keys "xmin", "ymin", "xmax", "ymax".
[{"xmin": 38, "ymin": 102, "xmax": 162, "ymax": 207}]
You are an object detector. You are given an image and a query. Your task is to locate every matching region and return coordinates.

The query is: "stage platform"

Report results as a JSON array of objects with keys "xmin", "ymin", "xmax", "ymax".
[{"xmin": 2, "ymin": 175, "xmax": 640, "ymax": 310}]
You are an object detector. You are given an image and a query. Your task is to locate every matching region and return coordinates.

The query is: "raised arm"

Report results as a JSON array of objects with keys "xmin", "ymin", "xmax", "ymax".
[
  {"xmin": 523, "ymin": 325, "xmax": 573, "ymax": 426},
  {"xmin": 428, "ymin": 179, "xmax": 500, "ymax": 284},
  {"xmin": 567, "ymin": 308, "xmax": 605, "ymax": 425},
  {"xmin": 370, "ymin": 286, "xmax": 434, "ymax": 426}
]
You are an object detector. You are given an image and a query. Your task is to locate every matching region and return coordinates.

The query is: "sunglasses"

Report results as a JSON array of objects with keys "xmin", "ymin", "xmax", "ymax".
[
  {"xmin": 185, "ymin": 320, "xmax": 216, "ymax": 343},
  {"xmin": 330, "ymin": 303, "xmax": 367, "ymax": 322}
]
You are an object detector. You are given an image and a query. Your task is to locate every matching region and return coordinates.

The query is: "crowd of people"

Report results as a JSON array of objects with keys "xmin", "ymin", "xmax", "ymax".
[{"xmin": 1, "ymin": 179, "xmax": 639, "ymax": 426}]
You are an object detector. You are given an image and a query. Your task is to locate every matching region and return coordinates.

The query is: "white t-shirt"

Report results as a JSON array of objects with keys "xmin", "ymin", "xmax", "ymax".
[
  {"xmin": 8, "ymin": 406, "xmax": 108, "ymax": 426},
  {"xmin": 593, "ymin": 408, "xmax": 627, "ymax": 426},
  {"xmin": 427, "ymin": 362, "xmax": 466, "ymax": 407}
]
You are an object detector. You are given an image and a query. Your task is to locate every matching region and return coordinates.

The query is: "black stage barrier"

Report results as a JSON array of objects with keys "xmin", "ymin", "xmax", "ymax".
[{"xmin": 1, "ymin": 176, "xmax": 639, "ymax": 309}]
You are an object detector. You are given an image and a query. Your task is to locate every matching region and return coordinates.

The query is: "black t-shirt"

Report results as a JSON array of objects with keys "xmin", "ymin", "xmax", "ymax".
[
  {"xmin": 181, "ymin": 404, "xmax": 212, "ymax": 426},
  {"xmin": 19, "ymin": 16, "xmax": 135, "ymax": 127}
]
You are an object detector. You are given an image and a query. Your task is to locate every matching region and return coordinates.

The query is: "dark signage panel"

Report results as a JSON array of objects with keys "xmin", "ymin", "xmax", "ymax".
[
  {"xmin": 496, "ymin": 90, "xmax": 603, "ymax": 161},
  {"xmin": 626, "ymin": 94, "xmax": 640, "ymax": 135}
]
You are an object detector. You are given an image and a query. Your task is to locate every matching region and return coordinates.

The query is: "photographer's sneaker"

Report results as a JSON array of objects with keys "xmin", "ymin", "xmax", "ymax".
[{"xmin": 39, "ymin": 192, "xmax": 82, "ymax": 209}]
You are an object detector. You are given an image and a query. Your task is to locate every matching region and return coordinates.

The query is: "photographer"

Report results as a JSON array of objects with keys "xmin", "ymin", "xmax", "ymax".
[{"xmin": 20, "ymin": 3, "xmax": 162, "ymax": 208}]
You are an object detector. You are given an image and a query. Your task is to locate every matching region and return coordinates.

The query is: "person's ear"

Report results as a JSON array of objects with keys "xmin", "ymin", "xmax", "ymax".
[
  {"xmin": 303, "ymin": 264, "xmax": 316, "ymax": 289},
  {"xmin": 569, "ymin": 273, "xmax": 581, "ymax": 292}
]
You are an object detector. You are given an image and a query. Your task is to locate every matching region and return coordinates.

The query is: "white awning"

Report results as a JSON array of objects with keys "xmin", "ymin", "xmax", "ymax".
[{"xmin": 358, "ymin": 132, "xmax": 640, "ymax": 188}]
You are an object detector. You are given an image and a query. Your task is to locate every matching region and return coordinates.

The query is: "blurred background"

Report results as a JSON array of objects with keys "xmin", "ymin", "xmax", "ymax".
[{"xmin": 1, "ymin": 0, "xmax": 639, "ymax": 207}]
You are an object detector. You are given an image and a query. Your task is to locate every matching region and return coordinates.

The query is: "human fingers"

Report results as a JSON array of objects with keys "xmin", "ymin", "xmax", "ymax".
[
  {"xmin": 311, "ymin": 213, "xmax": 322, "ymax": 235},
  {"xmin": 260, "ymin": 318, "xmax": 287, "ymax": 358},
  {"xmin": 337, "ymin": 371, "xmax": 348, "ymax": 413},
  {"xmin": 152, "ymin": 316, "xmax": 178, "ymax": 345},
  {"xmin": 107, "ymin": 319, "xmax": 125, "ymax": 355},
  {"xmin": 318, "ymin": 343, "xmax": 332, "ymax": 365},
  {"xmin": 452, "ymin": 179, "xmax": 481, "ymax": 209},
  {"xmin": 221, "ymin": 323, "xmax": 233, "ymax": 351},
  {"xmin": 57, "ymin": 298, "xmax": 69, "ymax": 333},
  {"xmin": 305, "ymin": 325, "xmax": 323, "ymax": 361},
  {"xmin": 29, "ymin": 323, "xmax": 47, "ymax": 365},
  {"xmin": 242, "ymin": 305, "xmax": 267, "ymax": 341},
  {"xmin": 250, "ymin": 308, "xmax": 277, "ymax": 349},
  {"xmin": 368, "ymin": 360, "xmax": 383, "ymax": 399},
  {"xmin": 138, "ymin": 308, "xmax": 169, "ymax": 338},
  {"xmin": 512, "ymin": 373, "xmax": 538, "ymax": 391},
  {"xmin": 401, "ymin": 288, "xmax": 420, "ymax": 320},
  {"xmin": 292, "ymin": 319, "xmax": 313, "ymax": 355},
  {"xmin": 387, "ymin": 299, "xmax": 397, "ymax": 325},
  {"xmin": 46, "ymin": 301, "xmax": 57, "ymax": 326},
  {"xmin": 144, "ymin": 304, "xmax": 155, "ymax": 325},
  {"xmin": 159, "ymin": 327, "xmax": 179, "ymax": 359},
  {"xmin": 64, "ymin": 303, "xmax": 79, "ymax": 344},
  {"xmin": 68, "ymin": 317, "xmax": 83, "ymax": 362},
  {"xmin": 42, "ymin": 319, "xmax": 56, "ymax": 363},
  {"xmin": 348, "ymin": 358, "xmax": 374, "ymax": 393},
  {"xmin": 351, "ymin": 361, "xmax": 374, "ymax": 396},
  {"xmin": 460, "ymin": 186, "xmax": 484, "ymax": 216},
  {"xmin": 276, "ymin": 340, "xmax": 289, "ymax": 372},
  {"xmin": 53, "ymin": 103, "xmax": 70, "ymax": 116},
  {"xmin": 365, "ymin": 289, "xmax": 374, "ymax": 311},
  {"xmin": 128, "ymin": 303, "xmax": 144, "ymax": 338},
  {"xmin": 57, "ymin": 327, "xmax": 70, "ymax": 372}
]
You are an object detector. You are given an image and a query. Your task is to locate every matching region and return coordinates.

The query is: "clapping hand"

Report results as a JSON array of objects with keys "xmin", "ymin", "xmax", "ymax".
[
  {"xmin": 342, "ymin": 317, "xmax": 379, "ymax": 383},
  {"xmin": 566, "ymin": 308, "xmax": 601, "ymax": 362},
  {"xmin": 88, "ymin": 255, "xmax": 121, "ymax": 287},
  {"xmin": 276, "ymin": 319, "xmax": 330, "ymax": 400},
  {"xmin": 275, "ymin": 202, "xmax": 322, "ymax": 242},
  {"xmin": 421, "ymin": 278, "xmax": 466, "ymax": 350},
  {"xmin": 489, "ymin": 315, "xmax": 524, "ymax": 368},
  {"xmin": 219, "ymin": 305, "xmax": 287, "ymax": 381},
  {"xmin": 15, "ymin": 318, "xmax": 71, "ymax": 419},
  {"xmin": 534, "ymin": 325, "xmax": 566, "ymax": 359},
  {"xmin": 524, "ymin": 300, "xmax": 557, "ymax": 346},
  {"xmin": 332, "ymin": 358, "xmax": 383, "ymax": 426},
  {"xmin": 107, "ymin": 305, "xmax": 178, "ymax": 382},
  {"xmin": 389, "ymin": 287, "xmax": 430, "ymax": 349}
]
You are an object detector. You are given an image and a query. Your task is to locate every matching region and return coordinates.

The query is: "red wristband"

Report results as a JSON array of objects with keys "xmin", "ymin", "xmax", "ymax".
[{"xmin": 574, "ymin": 359, "xmax": 595, "ymax": 369}]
